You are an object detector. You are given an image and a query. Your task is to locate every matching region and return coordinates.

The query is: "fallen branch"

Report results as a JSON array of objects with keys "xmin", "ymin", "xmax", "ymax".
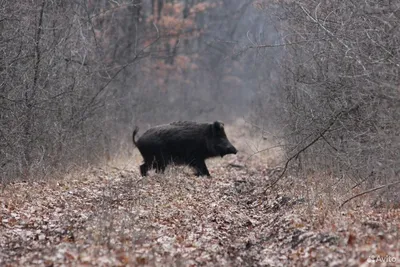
[
  {"xmin": 228, "ymin": 163, "xmax": 245, "ymax": 169},
  {"xmin": 339, "ymin": 181, "xmax": 400, "ymax": 209}
]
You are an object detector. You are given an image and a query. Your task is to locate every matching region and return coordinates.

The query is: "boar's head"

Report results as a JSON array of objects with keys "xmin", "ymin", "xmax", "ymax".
[{"xmin": 207, "ymin": 121, "xmax": 238, "ymax": 157}]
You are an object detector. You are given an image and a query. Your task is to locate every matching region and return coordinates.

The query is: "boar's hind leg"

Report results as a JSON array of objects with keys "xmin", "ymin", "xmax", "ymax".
[
  {"xmin": 153, "ymin": 155, "xmax": 166, "ymax": 174},
  {"xmin": 193, "ymin": 160, "xmax": 211, "ymax": 177}
]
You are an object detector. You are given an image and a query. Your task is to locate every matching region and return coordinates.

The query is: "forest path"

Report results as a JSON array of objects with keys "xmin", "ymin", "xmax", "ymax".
[{"xmin": 1, "ymin": 157, "xmax": 399, "ymax": 266}]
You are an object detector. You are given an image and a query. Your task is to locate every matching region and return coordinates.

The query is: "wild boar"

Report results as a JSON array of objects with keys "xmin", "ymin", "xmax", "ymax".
[{"xmin": 132, "ymin": 121, "xmax": 238, "ymax": 177}]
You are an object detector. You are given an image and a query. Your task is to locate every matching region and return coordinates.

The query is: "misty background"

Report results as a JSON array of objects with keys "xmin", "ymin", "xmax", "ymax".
[{"xmin": 1, "ymin": 0, "xmax": 399, "ymax": 203}]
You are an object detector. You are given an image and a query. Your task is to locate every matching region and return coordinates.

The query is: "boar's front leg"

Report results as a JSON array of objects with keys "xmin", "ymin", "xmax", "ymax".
[
  {"xmin": 155, "ymin": 163, "xmax": 166, "ymax": 174},
  {"xmin": 140, "ymin": 163, "xmax": 149, "ymax": 177},
  {"xmin": 193, "ymin": 159, "xmax": 211, "ymax": 177}
]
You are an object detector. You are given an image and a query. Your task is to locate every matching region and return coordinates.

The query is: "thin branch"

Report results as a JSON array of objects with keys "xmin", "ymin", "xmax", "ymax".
[
  {"xmin": 298, "ymin": 4, "xmax": 349, "ymax": 50},
  {"xmin": 229, "ymin": 40, "xmax": 314, "ymax": 60},
  {"xmin": 266, "ymin": 108, "xmax": 349, "ymax": 190},
  {"xmin": 246, "ymin": 144, "xmax": 285, "ymax": 162},
  {"xmin": 298, "ymin": 3, "xmax": 367, "ymax": 72},
  {"xmin": 30, "ymin": 0, "xmax": 46, "ymax": 101},
  {"xmin": 340, "ymin": 181, "xmax": 400, "ymax": 209},
  {"xmin": 322, "ymin": 135, "xmax": 338, "ymax": 152}
]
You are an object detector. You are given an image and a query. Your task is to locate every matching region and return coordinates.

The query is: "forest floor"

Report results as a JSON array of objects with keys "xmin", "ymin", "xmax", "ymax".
[{"xmin": 1, "ymin": 124, "xmax": 399, "ymax": 266}]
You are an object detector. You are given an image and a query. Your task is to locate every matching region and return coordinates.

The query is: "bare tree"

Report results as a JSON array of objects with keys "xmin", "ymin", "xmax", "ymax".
[
  {"xmin": 253, "ymin": 0, "xmax": 400, "ymax": 202},
  {"xmin": 0, "ymin": 1, "xmax": 142, "ymax": 181}
]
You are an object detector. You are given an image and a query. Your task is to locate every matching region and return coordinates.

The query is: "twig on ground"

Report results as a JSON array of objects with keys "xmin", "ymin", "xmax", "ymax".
[
  {"xmin": 228, "ymin": 163, "xmax": 246, "ymax": 169},
  {"xmin": 339, "ymin": 181, "xmax": 400, "ymax": 208}
]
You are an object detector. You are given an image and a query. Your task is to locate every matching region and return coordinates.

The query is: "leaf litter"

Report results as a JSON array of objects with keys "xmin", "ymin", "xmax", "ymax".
[{"xmin": 0, "ymin": 156, "xmax": 399, "ymax": 266}]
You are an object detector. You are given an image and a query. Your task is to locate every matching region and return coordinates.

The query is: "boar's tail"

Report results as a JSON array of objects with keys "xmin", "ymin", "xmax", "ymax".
[{"xmin": 132, "ymin": 126, "xmax": 139, "ymax": 147}]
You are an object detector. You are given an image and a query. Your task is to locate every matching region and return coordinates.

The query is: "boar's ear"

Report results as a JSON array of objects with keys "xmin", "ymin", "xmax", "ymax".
[
  {"xmin": 213, "ymin": 121, "xmax": 224, "ymax": 129},
  {"xmin": 210, "ymin": 121, "xmax": 224, "ymax": 136}
]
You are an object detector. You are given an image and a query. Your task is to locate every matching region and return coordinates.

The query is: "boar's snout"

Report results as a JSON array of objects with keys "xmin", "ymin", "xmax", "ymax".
[
  {"xmin": 230, "ymin": 146, "xmax": 238, "ymax": 155},
  {"xmin": 226, "ymin": 144, "xmax": 238, "ymax": 156},
  {"xmin": 218, "ymin": 142, "xmax": 238, "ymax": 157}
]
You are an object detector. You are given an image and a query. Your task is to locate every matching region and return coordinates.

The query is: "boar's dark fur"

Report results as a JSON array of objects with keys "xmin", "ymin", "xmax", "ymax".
[{"xmin": 132, "ymin": 121, "xmax": 238, "ymax": 177}]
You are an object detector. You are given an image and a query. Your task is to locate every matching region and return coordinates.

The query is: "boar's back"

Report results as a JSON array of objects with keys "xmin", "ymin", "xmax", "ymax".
[{"xmin": 136, "ymin": 122, "xmax": 211, "ymax": 162}]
